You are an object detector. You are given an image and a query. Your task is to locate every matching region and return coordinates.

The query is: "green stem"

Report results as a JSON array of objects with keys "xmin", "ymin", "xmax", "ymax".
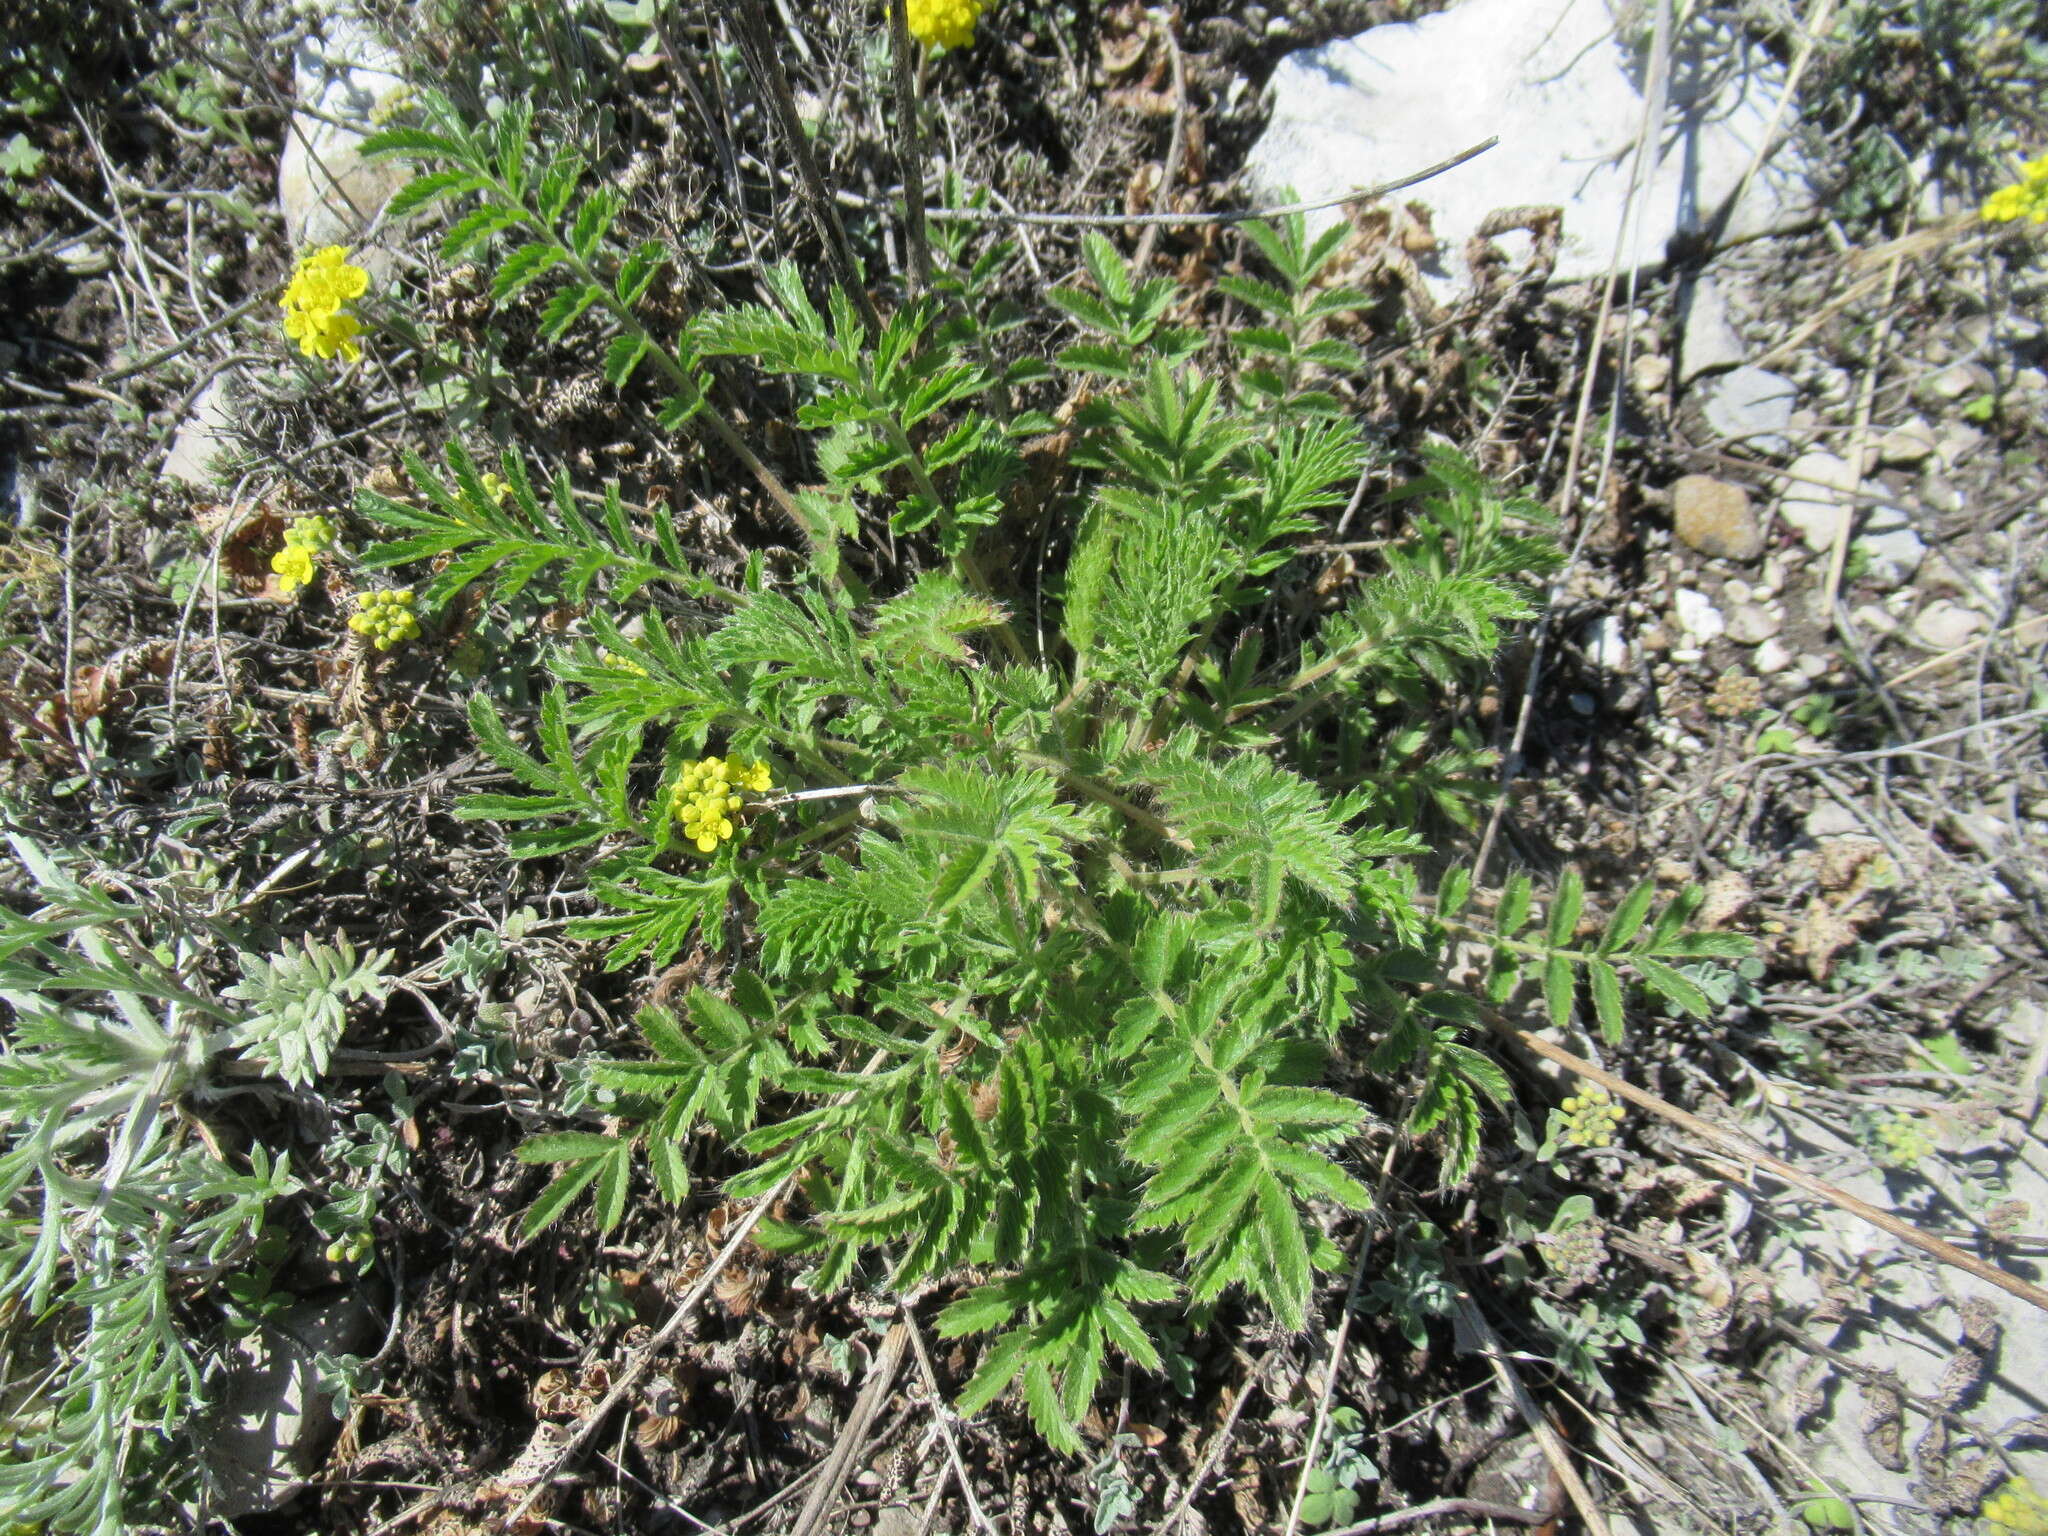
[{"xmin": 484, "ymin": 167, "xmax": 807, "ymax": 531}]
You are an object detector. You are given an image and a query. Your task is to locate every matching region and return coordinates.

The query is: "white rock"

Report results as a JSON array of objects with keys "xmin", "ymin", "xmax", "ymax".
[
  {"xmin": 1848, "ymin": 603, "xmax": 1899, "ymax": 638},
  {"xmin": 278, "ymin": 8, "xmax": 411, "ymax": 249},
  {"xmin": 1876, "ymin": 415, "xmax": 1937, "ymax": 466},
  {"xmin": 1753, "ymin": 637, "xmax": 1793, "ymax": 674},
  {"xmin": 1803, "ymin": 800, "xmax": 1863, "ymax": 838},
  {"xmin": 1243, "ymin": 0, "xmax": 1813, "ymax": 298},
  {"xmin": 1678, "ymin": 273, "xmax": 1746, "ymax": 382},
  {"xmin": 162, "ymin": 376, "xmax": 238, "ymax": 490},
  {"xmin": 1855, "ymin": 502, "xmax": 1926, "ymax": 588},
  {"xmin": 1725, "ymin": 602, "xmax": 1782, "ymax": 644},
  {"xmin": 1699, "ymin": 365, "xmax": 1798, "ymax": 456},
  {"xmin": 205, "ymin": 1294, "xmax": 376, "ymax": 1516},
  {"xmin": 1927, "ymin": 360, "xmax": 1992, "ymax": 401},
  {"xmin": 1777, "ymin": 449, "xmax": 1860, "ymax": 554},
  {"xmin": 1673, "ymin": 587, "xmax": 1726, "ymax": 641},
  {"xmin": 1934, "ymin": 420, "xmax": 1986, "ymax": 471},
  {"xmin": 1750, "ymin": 1106, "xmax": 2048, "ymax": 1518},
  {"xmin": 1911, "ymin": 598, "xmax": 1987, "ymax": 650},
  {"xmin": 1583, "ymin": 613, "xmax": 1630, "ymax": 670},
  {"xmin": 1795, "ymin": 652, "xmax": 1829, "ymax": 679}
]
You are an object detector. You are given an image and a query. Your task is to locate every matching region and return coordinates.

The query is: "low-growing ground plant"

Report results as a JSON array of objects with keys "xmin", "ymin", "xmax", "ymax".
[{"xmin": 336, "ymin": 87, "xmax": 1741, "ymax": 1452}]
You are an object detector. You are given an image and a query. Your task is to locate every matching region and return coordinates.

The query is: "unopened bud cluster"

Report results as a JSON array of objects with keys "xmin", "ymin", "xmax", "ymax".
[{"xmin": 349, "ymin": 588, "xmax": 420, "ymax": 651}]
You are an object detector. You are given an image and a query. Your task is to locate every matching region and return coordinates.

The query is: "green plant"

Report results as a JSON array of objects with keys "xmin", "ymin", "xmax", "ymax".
[
  {"xmin": 0, "ymin": 833, "xmax": 304, "ymax": 1535},
  {"xmin": 1297, "ymin": 1405, "xmax": 1379, "ymax": 1528},
  {"xmin": 224, "ymin": 934, "xmax": 394, "ymax": 1088},
  {"xmin": 355, "ymin": 96, "xmax": 1743, "ymax": 1456}
]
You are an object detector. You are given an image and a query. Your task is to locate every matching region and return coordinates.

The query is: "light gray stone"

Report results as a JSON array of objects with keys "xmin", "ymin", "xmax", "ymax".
[
  {"xmin": 1802, "ymin": 800, "xmax": 1863, "ymax": 838},
  {"xmin": 1243, "ymin": 0, "xmax": 1814, "ymax": 298},
  {"xmin": 1856, "ymin": 503, "xmax": 1926, "ymax": 588},
  {"xmin": 1725, "ymin": 602, "xmax": 1782, "ymax": 645},
  {"xmin": 1700, "ymin": 366, "xmax": 1798, "ymax": 456},
  {"xmin": 1752, "ymin": 1106, "xmax": 2048, "ymax": 1522},
  {"xmin": 1583, "ymin": 614, "xmax": 1630, "ymax": 670},
  {"xmin": 278, "ymin": 8, "xmax": 411, "ymax": 249},
  {"xmin": 1876, "ymin": 415, "xmax": 1937, "ymax": 466},
  {"xmin": 1911, "ymin": 598, "xmax": 1987, "ymax": 650},
  {"xmin": 1927, "ymin": 360, "xmax": 1993, "ymax": 402},
  {"xmin": 205, "ymin": 1294, "xmax": 376, "ymax": 1516},
  {"xmin": 1935, "ymin": 420, "xmax": 1986, "ymax": 471},
  {"xmin": 1753, "ymin": 637, "xmax": 1793, "ymax": 674},
  {"xmin": 1777, "ymin": 449, "xmax": 1860, "ymax": 554},
  {"xmin": 161, "ymin": 376, "xmax": 238, "ymax": 490},
  {"xmin": 1678, "ymin": 273, "xmax": 1746, "ymax": 382}
]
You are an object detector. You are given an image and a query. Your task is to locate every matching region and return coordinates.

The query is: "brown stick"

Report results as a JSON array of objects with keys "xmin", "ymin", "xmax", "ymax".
[
  {"xmin": 1454, "ymin": 1294, "xmax": 1613, "ymax": 1536},
  {"xmin": 788, "ymin": 1322, "xmax": 912, "ymax": 1536},
  {"xmin": 1494, "ymin": 1023, "xmax": 2048, "ymax": 1316}
]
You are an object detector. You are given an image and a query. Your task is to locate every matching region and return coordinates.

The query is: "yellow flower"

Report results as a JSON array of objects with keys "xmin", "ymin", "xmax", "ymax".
[
  {"xmin": 270, "ymin": 516, "xmax": 338, "ymax": 596},
  {"xmin": 1559, "ymin": 1086, "xmax": 1625, "ymax": 1149},
  {"xmin": 1981, "ymin": 153, "xmax": 2048, "ymax": 225},
  {"xmin": 348, "ymin": 587, "xmax": 420, "ymax": 651},
  {"xmin": 280, "ymin": 246, "xmax": 371, "ymax": 362},
  {"xmin": 904, "ymin": 0, "xmax": 983, "ymax": 50},
  {"xmin": 479, "ymin": 471, "xmax": 514, "ymax": 505},
  {"xmin": 271, "ymin": 544, "xmax": 317, "ymax": 596},
  {"xmin": 667, "ymin": 754, "xmax": 775, "ymax": 853}
]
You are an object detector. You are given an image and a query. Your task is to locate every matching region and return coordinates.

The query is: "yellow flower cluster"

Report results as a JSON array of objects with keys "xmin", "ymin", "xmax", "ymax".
[
  {"xmin": 599, "ymin": 651, "xmax": 648, "ymax": 677},
  {"xmin": 1559, "ymin": 1086, "xmax": 1625, "ymax": 1149},
  {"xmin": 271, "ymin": 514, "xmax": 337, "ymax": 597},
  {"xmin": 1982, "ymin": 154, "xmax": 2048, "ymax": 225},
  {"xmin": 280, "ymin": 246, "xmax": 370, "ymax": 362},
  {"xmin": 1871, "ymin": 1114, "xmax": 1933, "ymax": 1170},
  {"xmin": 1985, "ymin": 1478, "xmax": 2048, "ymax": 1536},
  {"xmin": 349, "ymin": 588, "xmax": 419, "ymax": 651},
  {"xmin": 479, "ymin": 471, "xmax": 514, "ymax": 505},
  {"xmin": 669, "ymin": 754, "xmax": 774, "ymax": 854},
  {"xmin": 905, "ymin": 0, "xmax": 983, "ymax": 50},
  {"xmin": 369, "ymin": 84, "xmax": 415, "ymax": 127}
]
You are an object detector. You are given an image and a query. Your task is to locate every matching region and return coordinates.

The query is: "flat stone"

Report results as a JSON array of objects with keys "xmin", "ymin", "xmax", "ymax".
[
  {"xmin": 1752, "ymin": 1106, "xmax": 2048, "ymax": 1520},
  {"xmin": 1583, "ymin": 613, "xmax": 1630, "ymax": 670},
  {"xmin": 1911, "ymin": 598, "xmax": 1987, "ymax": 650},
  {"xmin": 161, "ymin": 375, "xmax": 238, "ymax": 490},
  {"xmin": 1856, "ymin": 503, "xmax": 1926, "ymax": 588},
  {"xmin": 1630, "ymin": 351, "xmax": 1672, "ymax": 395},
  {"xmin": 205, "ymin": 1293, "xmax": 376, "ymax": 1516},
  {"xmin": 1803, "ymin": 800, "xmax": 1863, "ymax": 838},
  {"xmin": 1673, "ymin": 588, "xmax": 1725, "ymax": 641},
  {"xmin": 1917, "ymin": 469, "xmax": 1964, "ymax": 515},
  {"xmin": 1927, "ymin": 360, "xmax": 1993, "ymax": 402},
  {"xmin": 1244, "ymin": 0, "xmax": 1814, "ymax": 298},
  {"xmin": 1678, "ymin": 273, "xmax": 1746, "ymax": 382},
  {"xmin": 278, "ymin": 9, "xmax": 411, "ymax": 249},
  {"xmin": 1777, "ymin": 450, "xmax": 1860, "ymax": 554},
  {"xmin": 1725, "ymin": 602, "xmax": 1782, "ymax": 645},
  {"xmin": 1699, "ymin": 366, "xmax": 1798, "ymax": 456},
  {"xmin": 1875, "ymin": 415, "xmax": 1937, "ymax": 466},
  {"xmin": 1753, "ymin": 637, "xmax": 1793, "ymax": 674},
  {"xmin": 1671, "ymin": 474, "xmax": 1764, "ymax": 562},
  {"xmin": 1934, "ymin": 420, "xmax": 1986, "ymax": 471},
  {"xmin": 1849, "ymin": 603, "xmax": 1900, "ymax": 638}
]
